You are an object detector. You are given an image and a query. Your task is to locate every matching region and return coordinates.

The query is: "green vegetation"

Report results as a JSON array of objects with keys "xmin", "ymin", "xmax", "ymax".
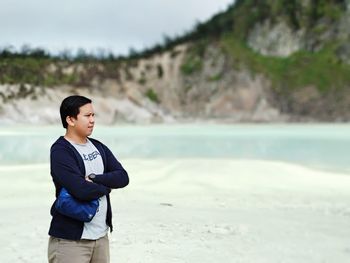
[
  {"xmin": 180, "ymin": 40, "xmax": 207, "ymax": 75},
  {"xmin": 181, "ymin": 55, "xmax": 202, "ymax": 75},
  {"xmin": 0, "ymin": 57, "xmax": 61, "ymax": 86},
  {"xmin": 215, "ymin": 0, "xmax": 346, "ymax": 39},
  {"xmin": 145, "ymin": 88, "xmax": 160, "ymax": 103},
  {"xmin": 221, "ymin": 34, "xmax": 350, "ymax": 93},
  {"xmin": 0, "ymin": 47, "xmax": 123, "ymax": 86},
  {"xmin": 207, "ymin": 73, "xmax": 222, "ymax": 82},
  {"xmin": 174, "ymin": 0, "xmax": 346, "ymax": 44}
]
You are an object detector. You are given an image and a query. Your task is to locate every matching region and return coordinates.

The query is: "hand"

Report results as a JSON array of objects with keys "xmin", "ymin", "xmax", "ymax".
[{"xmin": 85, "ymin": 175, "xmax": 93, "ymax": 182}]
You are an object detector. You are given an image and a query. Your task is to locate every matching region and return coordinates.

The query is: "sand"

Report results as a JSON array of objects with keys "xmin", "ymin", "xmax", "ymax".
[{"xmin": 0, "ymin": 159, "xmax": 350, "ymax": 263}]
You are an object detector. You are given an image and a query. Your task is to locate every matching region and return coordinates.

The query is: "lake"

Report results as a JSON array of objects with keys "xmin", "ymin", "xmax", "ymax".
[{"xmin": 0, "ymin": 124, "xmax": 349, "ymax": 174}]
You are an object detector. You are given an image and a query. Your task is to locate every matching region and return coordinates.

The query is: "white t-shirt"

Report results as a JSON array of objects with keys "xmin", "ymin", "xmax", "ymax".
[{"xmin": 68, "ymin": 138, "xmax": 109, "ymax": 240}]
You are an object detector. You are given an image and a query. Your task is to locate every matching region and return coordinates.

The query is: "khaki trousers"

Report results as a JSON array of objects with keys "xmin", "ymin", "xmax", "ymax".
[{"xmin": 48, "ymin": 234, "xmax": 110, "ymax": 263}]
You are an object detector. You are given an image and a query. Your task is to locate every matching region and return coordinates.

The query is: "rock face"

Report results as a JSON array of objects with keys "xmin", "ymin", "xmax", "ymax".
[
  {"xmin": 0, "ymin": 43, "xmax": 289, "ymax": 125},
  {"xmin": 0, "ymin": 84, "xmax": 175, "ymax": 125},
  {"xmin": 177, "ymin": 45, "xmax": 284, "ymax": 122},
  {"xmin": 248, "ymin": 21, "xmax": 304, "ymax": 57}
]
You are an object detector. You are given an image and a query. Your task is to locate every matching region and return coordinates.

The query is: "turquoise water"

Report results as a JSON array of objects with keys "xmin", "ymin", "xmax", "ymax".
[{"xmin": 0, "ymin": 124, "xmax": 349, "ymax": 174}]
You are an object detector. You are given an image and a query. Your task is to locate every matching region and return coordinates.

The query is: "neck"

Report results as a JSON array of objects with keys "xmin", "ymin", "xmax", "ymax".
[{"xmin": 64, "ymin": 130, "xmax": 87, "ymax": 144}]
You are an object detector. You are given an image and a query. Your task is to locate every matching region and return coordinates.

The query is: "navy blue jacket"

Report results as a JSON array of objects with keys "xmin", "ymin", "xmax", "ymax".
[{"xmin": 48, "ymin": 136, "xmax": 129, "ymax": 240}]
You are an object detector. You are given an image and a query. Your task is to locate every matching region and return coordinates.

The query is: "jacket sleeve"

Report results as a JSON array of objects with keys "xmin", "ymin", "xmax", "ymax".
[
  {"xmin": 51, "ymin": 146, "xmax": 111, "ymax": 201},
  {"xmin": 91, "ymin": 145, "xmax": 129, "ymax": 189}
]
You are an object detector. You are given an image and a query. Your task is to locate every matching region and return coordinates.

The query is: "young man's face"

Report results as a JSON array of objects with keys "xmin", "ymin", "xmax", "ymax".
[{"xmin": 69, "ymin": 103, "xmax": 95, "ymax": 138}]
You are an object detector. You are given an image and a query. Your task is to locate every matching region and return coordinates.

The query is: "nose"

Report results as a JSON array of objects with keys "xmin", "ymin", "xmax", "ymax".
[{"xmin": 89, "ymin": 115, "xmax": 95, "ymax": 123}]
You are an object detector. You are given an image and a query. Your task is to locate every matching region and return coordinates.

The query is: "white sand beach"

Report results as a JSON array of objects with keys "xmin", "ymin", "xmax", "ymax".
[{"xmin": 0, "ymin": 158, "xmax": 350, "ymax": 263}]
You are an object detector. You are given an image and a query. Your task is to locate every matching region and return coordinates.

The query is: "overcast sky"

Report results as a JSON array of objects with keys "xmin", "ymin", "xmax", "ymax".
[{"xmin": 0, "ymin": 0, "xmax": 234, "ymax": 55}]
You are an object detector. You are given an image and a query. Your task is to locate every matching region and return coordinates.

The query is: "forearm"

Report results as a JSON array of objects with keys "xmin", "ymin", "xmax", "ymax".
[
  {"xmin": 87, "ymin": 143, "xmax": 130, "ymax": 189},
  {"xmin": 90, "ymin": 169, "xmax": 129, "ymax": 189}
]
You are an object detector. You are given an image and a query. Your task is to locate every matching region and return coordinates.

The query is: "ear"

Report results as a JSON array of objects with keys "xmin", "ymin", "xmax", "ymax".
[{"xmin": 66, "ymin": 116, "xmax": 75, "ymax": 127}]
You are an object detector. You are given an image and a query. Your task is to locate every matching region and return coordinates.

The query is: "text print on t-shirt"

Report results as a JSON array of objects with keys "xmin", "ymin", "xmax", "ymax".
[{"xmin": 82, "ymin": 151, "xmax": 101, "ymax": 161}]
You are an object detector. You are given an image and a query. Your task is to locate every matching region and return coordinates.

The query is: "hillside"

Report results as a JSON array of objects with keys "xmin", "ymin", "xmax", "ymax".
[{"xmin": 1, "ymin": 0, "xmax": 350, "ymax": 124}]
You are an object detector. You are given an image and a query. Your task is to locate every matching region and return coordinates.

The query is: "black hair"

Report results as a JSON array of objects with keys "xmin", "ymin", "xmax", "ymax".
[{"xmin": 60, "ymin": 95, "xmax": 92, "ymax": 128}]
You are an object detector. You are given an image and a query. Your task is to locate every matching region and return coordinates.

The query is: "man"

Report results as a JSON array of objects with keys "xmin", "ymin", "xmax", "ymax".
[{"xmin": 48, "ymin": 95, "xmax": 129, "ymax": 263}]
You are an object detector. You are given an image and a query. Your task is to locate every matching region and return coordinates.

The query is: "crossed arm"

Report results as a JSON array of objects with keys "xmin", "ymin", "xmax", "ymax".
[
  {"xmin": 51, "ymin": 146, "xmax": 129, "ymax": 201},
  {"xmin": 88, "ymin": 145, "xmax": 129, "ymax": 189}
]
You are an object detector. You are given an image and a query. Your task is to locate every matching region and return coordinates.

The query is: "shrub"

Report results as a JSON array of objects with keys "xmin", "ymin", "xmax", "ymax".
[{"xmin": 145, "ymin": 88, "xmax": 160, "ymax": 103}]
